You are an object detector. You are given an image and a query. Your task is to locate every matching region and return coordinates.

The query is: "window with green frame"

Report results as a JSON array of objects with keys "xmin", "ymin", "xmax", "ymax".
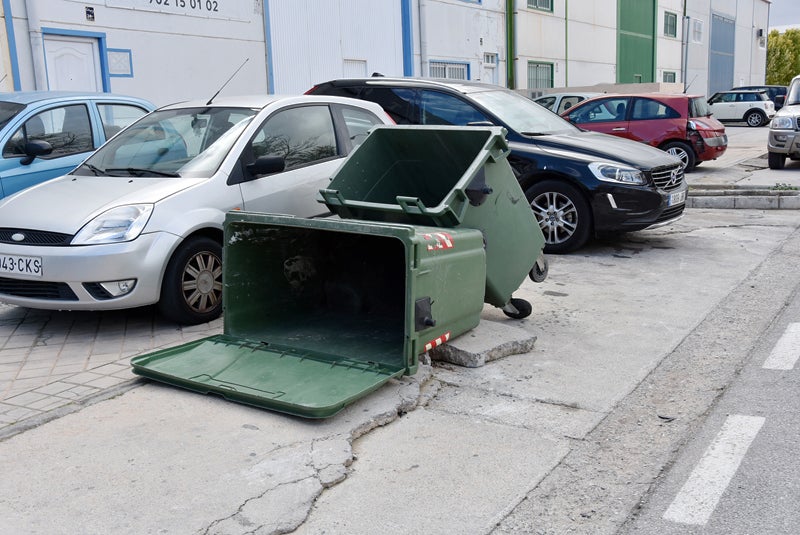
[
  {"xmin": 528, "ymin": 61, "xmax": 553, "ymax": 90},
  {"xmin": 664, "ymin": 11, "xmax": 678, "ymax": 37},
  {"xmin": 528, "ymin": 0, "xmax": 553, "ymax": 12}
]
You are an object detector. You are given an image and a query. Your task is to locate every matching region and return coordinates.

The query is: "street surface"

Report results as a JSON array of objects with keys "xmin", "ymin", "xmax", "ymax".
[{"xmin": 1, "ymin": 126, "xmax": 799, "ymax": 534}]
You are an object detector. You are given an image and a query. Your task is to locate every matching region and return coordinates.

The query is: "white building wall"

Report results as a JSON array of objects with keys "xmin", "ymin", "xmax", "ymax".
[
  {"xmin": 418, "ymin": 0, "xmax": 506, "ymax": 84},
  {"xmin": 732, "ymin": 0, "xmax": 769, "ymax": 86},
  {"xmin": 269, "ymin": 0, "xmax": 404, "ymax": 94},
  {"xmin": 656, "ymin": 0, "xmax": 685, "ymax": 85},
  {"xmin": 7, "ymin": 0, "xmax": 268, "ymax": 105},
  {"xmin": 564, "ymin": 0, "xmax": 617, "ymax": 87}
]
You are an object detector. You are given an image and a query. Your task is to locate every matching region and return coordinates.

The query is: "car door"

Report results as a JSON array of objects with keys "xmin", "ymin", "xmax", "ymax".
[
  {"xmin": 0, "ymin": 103, "xmax": 96, "ymax": 198},
  {"xmin": 627, "ymin": 97, "xmax": 683, "ymax": 147},
  {"xmin": 708, "ymin": 92, "xmax": 736, "ymax": 120},
  {"xmin": 237, "ymin": 103, "xmax": 385, "ymax": 216},
  {"xmin": 565, "ymin": 97, "xmax": 633, "ymax": 139}
]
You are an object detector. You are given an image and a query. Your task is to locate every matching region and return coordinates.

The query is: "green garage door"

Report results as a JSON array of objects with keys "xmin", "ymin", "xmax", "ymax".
[{"xmin": 618, "ymin": 0, "xmax": 656, "ymax": 83}]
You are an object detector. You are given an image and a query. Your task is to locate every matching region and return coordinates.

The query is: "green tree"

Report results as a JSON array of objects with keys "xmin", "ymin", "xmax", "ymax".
[{"xmin": 767, "ymin": 29, "xmax": 800, "ymax": 85}]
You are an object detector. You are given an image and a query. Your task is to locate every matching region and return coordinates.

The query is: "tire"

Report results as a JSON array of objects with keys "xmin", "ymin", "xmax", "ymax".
[
  {"xmin": 768, "ymin": 151, "xmax": 786, "ymax": 170},
  {"xmin": 525, "ymin": 180, "xmax": 591, "ymax": 254},
  {"xmin": 662, "ymin": 141, "xmax": 696, "ymax": 171},
  {"xmin": 745, "ymin": 110, "xmax": 766, "ymax": 127},
  {"xmin": 502, "ymin": 297, "xmax": 532, "ymax": 320},
  {"xmin": 529, "ymin": 255, "xmax": 549, "ymax": 283},
  {"xmin": 158, "ymin": 236, "xmax": 223, "ymax": 324}
]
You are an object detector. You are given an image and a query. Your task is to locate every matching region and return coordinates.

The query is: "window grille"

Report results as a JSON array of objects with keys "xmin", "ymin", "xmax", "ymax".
[
  {"xmin": 527, "ymin": 0, "xmax": 553, "ymax": 11},
  {"xmin": 663, "ymin": 71, "xmax": 677, "ymax": 83},
  {"xmin": 527, "ymin": 62, "xmax": 553, "ymax": 90},
  {"xmin": 429, "ymin": 61, "xmax": 468, "ymax": 80}
]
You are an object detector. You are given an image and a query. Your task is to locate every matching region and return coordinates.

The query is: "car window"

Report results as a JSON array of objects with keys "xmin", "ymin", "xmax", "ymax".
[
  {"xmin": 97, "ymin": 104, "xmax": 150, "ymax": 138},
  {"xmin": 631, "ymin": 98, "xmax": 680, "ymax": 120},
  {"xmin": 361, "ymin": 87, "xmax": 417, "ymax": 124},
  {"xmin": 75, "ymin": 106, "xmax": 256, "ymax": 178},
  {"xmin": 689, "ymin": 97, "xmax": 712, "ymax": 117},
  {"xmin": 2, "ymin": 104, "xmax": 94, "ymax": 159},
  {"xmin": 340, "ymin": 105, "xmax": 383, "ymax": 146},
  {"xmin": 739, "ymin": 93, "xmax": 757, "ymax": 102},
  {"xmin": 557, "ymin": 96, "xmax": 584, "ymax": 114},
  {"xmin": 251, "ymin": 105, "xmax": 337, "ymax": 171},
  {"xmin": 534, "ymin": 96, "xmax": 556, "ymax": 110},
  {"xmin": 715, "ymin": 93, "xmax": 736, "ymax": 103},
  {"xmin": 0, "ymin": 101, "xmax": 25, "ymax": 130},
  {"xmin": 420, "ymin": 90, "xmax": 489, "ymax": 125},
  {"xmin": 568, "ymin": 98, "xmax": 628, "ymax": 123}
]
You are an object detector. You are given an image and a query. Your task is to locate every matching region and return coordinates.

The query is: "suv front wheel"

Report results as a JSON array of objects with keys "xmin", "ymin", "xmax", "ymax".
[
  {"xmin": 526, "ymin": 180, "xmax": 591, "ymax": 254},
  {"xmin": 768, "ymin": 151, "xmax": 786, "ymax": 170}
]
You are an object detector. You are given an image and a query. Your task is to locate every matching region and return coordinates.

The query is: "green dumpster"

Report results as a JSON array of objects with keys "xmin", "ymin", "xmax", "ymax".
[
  {"xmin": 131, "ymin": 213, "xmax": 487, "ymax": 418},
  {"xmin": 318, "ymin": 125, "xmax": 545, "ymax": 315}
]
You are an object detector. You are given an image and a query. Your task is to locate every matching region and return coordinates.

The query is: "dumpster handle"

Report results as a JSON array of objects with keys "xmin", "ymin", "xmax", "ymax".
[{"xmin": 396, "ymin": 196, "xmax": 427, "ymax": 215}]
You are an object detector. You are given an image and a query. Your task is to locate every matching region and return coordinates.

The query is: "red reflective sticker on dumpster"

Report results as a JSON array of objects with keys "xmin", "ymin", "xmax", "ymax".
[
  {"xmin": 424, "ymin": 331, "xmax": 451, "ymax": 352},
  {"xmin": 424, "ymin": 232, "xmax": 454, "ymax": 251}
]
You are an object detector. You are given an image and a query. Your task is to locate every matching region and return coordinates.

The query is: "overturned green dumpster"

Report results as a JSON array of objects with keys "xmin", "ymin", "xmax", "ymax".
[
  {"xmin": 132, "ymin": 215, "xmax": 487, "ymax": 418},
  {"xmin": 131, "ymin": 126, "xmax": 546, "ymax": 418},
  {"xmin": 319, "ymin": 125, "xmax": 545, "ymax": 318}
]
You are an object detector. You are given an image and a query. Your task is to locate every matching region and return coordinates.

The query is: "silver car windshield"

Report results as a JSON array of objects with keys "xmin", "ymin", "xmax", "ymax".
[
  {"xmin": 75, "ymin": 107, "xmax": 257, "ymax": 178},
  {"xmin": 469, "ymin": 89, "xmax": 579, "ymax": 136}
]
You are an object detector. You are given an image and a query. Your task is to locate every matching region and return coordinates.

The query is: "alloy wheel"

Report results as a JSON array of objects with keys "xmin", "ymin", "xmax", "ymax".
[
  {"xmin": 181, "ymin": 250, "xmax": 223, "ymax": 314},
  {"xmin": 530, "ymin": 191, "xmax": 578, "ymax": 245}
]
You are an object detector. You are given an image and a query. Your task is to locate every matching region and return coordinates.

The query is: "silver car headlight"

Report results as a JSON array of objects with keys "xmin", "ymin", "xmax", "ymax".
[
  {"xmin": 72, "ymin": 204, "xmax": 154, "ymax": 245},
  {"xmin": 771, "ymin": 116, "xmax": 795, "ymax": 129},
  {"xmin": 588, "ymin": 162, "xmax": 646, "ymax": 185}
]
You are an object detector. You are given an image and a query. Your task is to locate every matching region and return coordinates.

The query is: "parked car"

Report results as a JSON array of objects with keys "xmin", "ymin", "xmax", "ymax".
[
  {"xmin": 561, "ymin": 93, "xmax": 727, "ymax": 171},
  {"xmin": 732, "ymin": 84, "xmax": 788, "ymax": 110},
  {"xmin": 533, "ymin": 92, "xmax": 602, "ymax": 115},
  {"xmin": 0, "ymin": 95, "xmax": 394, "ymax": 324},
  {"xmin": 307, "ymin": 77, "xmax": 687, "ymax": 254},
  {"xmin": 0, "ymin": 91, "xmax": 155, "ymax": 199},
  {"xmin": 707, "ymin": 89, "xmax": 775, "ymax": 126},
  {"xmin": 766, "ymin": 75, "xmax": 800, "ymax": 169}
]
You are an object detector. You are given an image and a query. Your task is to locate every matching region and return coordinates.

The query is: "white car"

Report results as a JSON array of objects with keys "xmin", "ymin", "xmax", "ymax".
[
  {"xmin": 0, "ymin": 95, "xmax": 393, "ymax": 324},
  {"xmin": 707, "ymin": 89, "xmax": 776, "ymax": 127},
  {"xmin": 533, "ymin": 92, "xmax": 602, "ymax": 115}
]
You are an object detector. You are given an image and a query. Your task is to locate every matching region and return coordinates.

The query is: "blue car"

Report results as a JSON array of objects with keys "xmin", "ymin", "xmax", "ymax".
[{"xmin": 0, "ymin": 91, "xmax": 155, "ymax": 199}]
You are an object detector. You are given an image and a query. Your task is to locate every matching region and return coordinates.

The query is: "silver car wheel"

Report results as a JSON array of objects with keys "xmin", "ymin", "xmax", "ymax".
[
  {"xmin": 666, "ymin": 146, "xmax": 689, "ymax": 168},
  {"xmin": 181, "ymin": 250, "xmax": 222, "ymax": 314},
  {"xmin": 531, "ymin": 191, "xmax": 578, "ymax": 245}
]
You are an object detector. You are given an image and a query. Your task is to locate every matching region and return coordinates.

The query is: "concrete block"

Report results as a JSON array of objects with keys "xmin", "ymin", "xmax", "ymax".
[
  {"xmin": 427, "ymin": 320, "xmax": 536, "ymax": 367},
  {"xmin": 688, "ymin": 196, "xmax": 735, "ymax": 209},
  {"xmin": 734, "ymin": 195, "xmax": 779, "ymax": 209},
  {"xmin": 779, "ymin": 195, "xmax": 800, "ymax": 209}
]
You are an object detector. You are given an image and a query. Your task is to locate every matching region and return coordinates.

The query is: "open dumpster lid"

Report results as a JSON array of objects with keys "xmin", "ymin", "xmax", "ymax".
[{"xmin": 131, "ymin": 335, "xmax": 405, "ymax": 419}]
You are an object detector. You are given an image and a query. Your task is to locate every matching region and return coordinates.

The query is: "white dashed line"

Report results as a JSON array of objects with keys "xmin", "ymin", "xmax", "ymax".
[
  {"xmin": 762, "ymin": 322, "xmax": 800, "ymax": 370},
  {"xmin": 663, "ymin": 414, "xmax": 765, "ymax": 526}
]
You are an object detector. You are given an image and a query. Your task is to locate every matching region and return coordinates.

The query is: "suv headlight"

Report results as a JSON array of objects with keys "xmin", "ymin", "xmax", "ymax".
[
  {"xmin": 771, "ymin": 116, "xmax": 795, "ymax": 129},
  {"xmin": 588, "ymin": 162, "xmax": 646, "ymax": 185},
  {"xmin": 72, "ymin": 204, "xmax": 154, "ymax": 245}
]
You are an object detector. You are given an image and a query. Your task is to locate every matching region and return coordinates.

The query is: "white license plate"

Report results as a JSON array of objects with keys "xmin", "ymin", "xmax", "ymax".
[
  {"xmin": 0, "ymin": 254, "xmax": 43, "ymax": 277},
  {"xmin": 668, "ymin": 190, "xmax": 687, "ymax": 206}
]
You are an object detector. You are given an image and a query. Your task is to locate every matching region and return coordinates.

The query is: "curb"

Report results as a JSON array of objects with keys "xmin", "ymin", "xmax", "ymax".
[{"xmin": 688, "ymin": 186, "xmax": 800, "ymax": 210}]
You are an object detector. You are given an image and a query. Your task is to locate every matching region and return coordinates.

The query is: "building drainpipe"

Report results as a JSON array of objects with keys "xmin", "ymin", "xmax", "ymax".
[
  {"xmin": 419, "ymin": 0, "xmax": 428, "ymax": 78},
  {"xmin": 25, "ymin": 0, "xmax": 47, "ymax": 89},
  {"xmin": 564, "ymin": 0, "xmax": 568, "ymax": 87},
  {"xmin": 681, "ymin": 0, "xmax": 689, "ymax": 92},
  {"xmin": 506, "ymin": 0, "xmax": 515, "ymax": 88}
]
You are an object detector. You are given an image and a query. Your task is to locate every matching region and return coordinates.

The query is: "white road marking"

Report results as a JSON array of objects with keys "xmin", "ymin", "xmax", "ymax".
[
  {"xmin": 662, "ymin": 414, "xmax": 765, "ymax": 526},
  {"xmin": 762, "ymin": 322, "xmax": 800, "ymax": 370}
]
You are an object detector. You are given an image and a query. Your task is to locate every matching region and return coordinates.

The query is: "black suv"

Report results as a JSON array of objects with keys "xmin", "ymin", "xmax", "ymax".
[
  {"xmin": 732, "ymin": 85, "xmax": 788, "ymax": 110},
  {"xmin": 308, "ymin": 77, "xmax": 686, "ymax": 253}
]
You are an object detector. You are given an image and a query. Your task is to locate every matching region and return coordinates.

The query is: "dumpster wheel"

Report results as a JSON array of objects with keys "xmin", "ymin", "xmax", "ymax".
[
  {"xmin": 502, "ymin": 297, "xmax": 532, "ymax": 320},
  {"xmin": 529, "ymin": 254, "xmax": 549, "ymax": 283}
]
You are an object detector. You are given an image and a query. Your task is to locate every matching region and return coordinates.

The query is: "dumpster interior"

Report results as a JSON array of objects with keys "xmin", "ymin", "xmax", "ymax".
[
  {"xmin": 321, "ymin": 127, "xmax": 495, "ymax": 224},
  {"xmin": 224, "ymin": 225, "xmax": 407, "ymax": 368}
]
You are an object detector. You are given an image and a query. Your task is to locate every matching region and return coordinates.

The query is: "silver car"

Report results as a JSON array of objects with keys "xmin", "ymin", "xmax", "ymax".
[
  {"xmin": 767, "ymin": 74, "xmax": 800, "ymax": 169},
  {"xmin": 0, "ymin": 95, "xmax": 393, "ymax": 323}
]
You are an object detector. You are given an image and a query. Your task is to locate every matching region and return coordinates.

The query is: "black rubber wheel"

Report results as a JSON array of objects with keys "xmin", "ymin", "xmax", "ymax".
[
  {"xmin": 529, "ymin": 256, "xmax": 549, "ymax": 283},
  {"xmin": 768, "ymin": 151, "xmax": 786, "ymax": 170},
  {"xmin": 503, "ymin": 297, "xmax": 532, "ymax": 320},
  {"xmin": 526, "ymin": 180, "xmax": 591, "ymax": 254},
  {"xmin": 158, "ymin": 236, "xmax": 223, "ymax": 324},
  {"xmin": 662, "ymin": 141, "xmax": 696, "ymax": 171},
  {"xmin": 745, "ymin": 110, "xmax": 766, "ymax": 127}
]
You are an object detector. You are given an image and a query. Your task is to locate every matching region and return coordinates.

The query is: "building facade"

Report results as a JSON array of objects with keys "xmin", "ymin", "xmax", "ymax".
[{"xmin": 0, "ymin": 0, "xmax": 769, "ymax": 105}]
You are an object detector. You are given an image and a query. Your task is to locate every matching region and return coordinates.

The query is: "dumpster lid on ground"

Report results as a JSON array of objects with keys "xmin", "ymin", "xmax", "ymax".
[{"xmin": 131, "ymin": 335, "xmax": 405, "ymax": 419}]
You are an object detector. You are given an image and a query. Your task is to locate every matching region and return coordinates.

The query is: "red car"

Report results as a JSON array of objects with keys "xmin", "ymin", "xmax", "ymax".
[{"xmin": 562, "ymin": 93, "xmax": 727, "ymax": 171}]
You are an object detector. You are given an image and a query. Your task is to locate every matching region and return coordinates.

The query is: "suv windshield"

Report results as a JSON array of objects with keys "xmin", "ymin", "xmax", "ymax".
[
  {"xmin": 0, "ymin": 101, "xmax": 26, "ymax": 130},
  {"xmin": 689, "ymin": 97, "xmax": 712, "ymax": 117},
  {"xmin": 786, "ymin": 81, "xmax": 800, "ymax": 107},
  {"xmin": 468, "ymin": 88, "xmax": 579, "ymax": 135},
  {"xmin": 73, "ymin": 106, "xmax": 257, "ymax": 178}
]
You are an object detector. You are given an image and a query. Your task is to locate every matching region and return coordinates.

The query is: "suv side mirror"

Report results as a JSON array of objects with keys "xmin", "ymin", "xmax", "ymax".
[
  {"xmin": 775, "ymin": 95, "xmax": 786, "ymax": 106},
  {"xmin": 21, "ymin": 140, "xmax": 53, "ymax": 165},
  {"xmin": 245, "ymin": 155, "xmax": 285, "ymax": 179}
]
